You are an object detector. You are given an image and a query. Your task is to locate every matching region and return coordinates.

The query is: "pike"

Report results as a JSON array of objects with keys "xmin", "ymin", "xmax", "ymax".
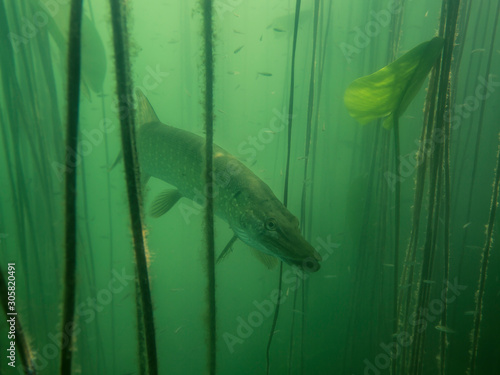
[{"xmin": 134, "ymin": 89, "xmax": 322, "ymax": 271}]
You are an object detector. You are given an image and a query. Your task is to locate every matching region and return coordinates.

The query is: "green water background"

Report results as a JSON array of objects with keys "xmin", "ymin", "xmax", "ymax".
[{"xmin": 0, "ymin": 0, "xmax": 499, "ymax": 374}]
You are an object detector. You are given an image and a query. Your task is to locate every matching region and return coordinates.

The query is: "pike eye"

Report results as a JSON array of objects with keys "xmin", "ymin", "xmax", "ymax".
[{"xmin": 265, "ymin": 218, "xmax": 277, "ymax": 231}]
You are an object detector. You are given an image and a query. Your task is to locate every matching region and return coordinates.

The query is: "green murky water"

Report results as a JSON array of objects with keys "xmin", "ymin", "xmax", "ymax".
[{"xmin": 0, "ymin": 0, "xmax": 499, "ymax": 374}]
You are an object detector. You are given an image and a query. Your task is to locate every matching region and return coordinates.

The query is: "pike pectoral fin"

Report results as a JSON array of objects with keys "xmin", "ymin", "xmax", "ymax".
[
  {"xmin": 216, "ymin": 235, "xmax": 239, "ymax": 264},
  {"xmin": 250, "ymin": 249, "xmax": 279, "ymax": 269},
  {"xmin": 150, "ymin": 189, "xmax": 182, "ymax": 218}
]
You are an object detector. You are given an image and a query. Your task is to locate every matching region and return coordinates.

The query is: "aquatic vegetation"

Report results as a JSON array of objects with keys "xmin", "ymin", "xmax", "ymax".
[
  {"xmin": 344, "ymin": 36, "xmax": 444, "ymax": 129},
  {"xmin": 1, "ymin": 1, "xmax": 499, "ymax": 375}
]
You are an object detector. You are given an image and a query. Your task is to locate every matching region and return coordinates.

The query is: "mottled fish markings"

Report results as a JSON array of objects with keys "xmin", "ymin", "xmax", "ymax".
[{"xmin": 135, "ymin": 89, "xmax": 321, "ymax": 271}]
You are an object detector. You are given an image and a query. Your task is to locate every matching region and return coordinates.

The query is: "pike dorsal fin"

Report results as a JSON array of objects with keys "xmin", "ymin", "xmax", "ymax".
[{"xmin": 135, "ymin": 88, "xmax": 160, "ymax": 125}]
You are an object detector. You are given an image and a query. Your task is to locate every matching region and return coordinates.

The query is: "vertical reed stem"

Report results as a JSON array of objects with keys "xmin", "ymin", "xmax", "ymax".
[
  {"xmin": 267, "ymin": 2, "xmax": 302, "ymax": 373},
  {"xmin": 468, "ymin": 141, "xmax": 500, "ymax": 372},
  {"xmin": 201, "ymin": 1, "xmax": 217, "ymax": 374},
  {"xmin": 392, "ymin": 116, "xmax": 400, "ymax": 375},
  {"xmin": 108, "ymin": 1, "xmax": 158, "ymax": 374},
  {"xmin": 60, "ymin": 1, "xmax": 83, "ymax": 373}
]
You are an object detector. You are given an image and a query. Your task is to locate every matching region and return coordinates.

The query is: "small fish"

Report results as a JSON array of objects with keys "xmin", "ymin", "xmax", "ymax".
[
  {"xmin": 233, "ymin": 29, "xmax": 244, "ymax": 35},
  {"xmin": 423, "ymin": 280, "xmax": 435, "ymax": 284},
  {"xmin": 170, "ymin": 288, "xmax": 185, "ymax": 292},
  {"xmin": 292, "ymin": 309, "xmax": 305, "ymax": 315},
  {"xmin": 471, "ymin": 48, "xmax": 485, "ymax": 54},
  {"xmin": 399, "ymin": 284, "xmax": 412, "ymax": 289},
  {"xmin": 424, "ymin": 11, "xmax": 429, "ymax": 17},
  {"xmin": 227, "ymin": 71, "xmax": 240, "ymax": 75},
  {"xmin": 233, "ymin": 45, "xmax": 244, "ymax": 54},
  {"xmin": 464, "ymin": 310, "xmax": 477, "ymax": 316},
  {"xmin": 273, "ymin": 27, "xmax": 286, "ymax": 33},
  {"xmin": 463, "ymin": 222, "xmax": 471, "ymax": 228},
  {"xmin": 257, "ymin": 72, "xmax": 273, "ymax": 77},
  {"xmin": 174, "ymin": 326, "xmax": 183, "ymax": 334},
  {"xmin": 435, "ymin": 325, "xmax": 455, "ymax": 334}
]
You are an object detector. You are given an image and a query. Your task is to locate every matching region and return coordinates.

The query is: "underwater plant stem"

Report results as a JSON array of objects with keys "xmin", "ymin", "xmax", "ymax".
[
  {"xmin": 266, "ymin": 262, "xmax": 283, "ymax": 375},
  {"xmin": 440, "ymin": 93, "xmax": 452, "ymax": 375},
  {"xmin": 108, "ymin": 2, "xmax": 158, "ymax": 374},
  {"xmin": 469, "ymin": 133, "xmax": 500, "ymax": 375},
  {"xmin": 392, "ymin": 116, "xmax": 400, "ymax": 375},
  {"xmin": 201, "ymin": 0, "xmax": 217, "ymax": 374},
  {"xmin": 300, "ymin": 0, "xmax": 320, "ymax": 231},
  {"xmin": 267, "ymin": 1, "xmax": 301, "ymax": 373},
  {"xmin": 460, "ymin": 0, "xmax": 500, "ymax": 276},
  {"xmin": 287, "ymin": 277, "xmax": 300, "ymax": 375},
  {"xmin": 398, "ymin": 39, "xmax": 442, "ymax": 374},
  {"xmin": 282, "ymin": 0, "xmax": 301, "ymax": 207},
  {"xmin": 100, "ymin": 94, "xmax": 117, "ymax": 373},
  {"xmin": 410, "ymin": 2, "xmax": 459, "ymax": 373},
  {"xmin": 307, "ymin": 0, "xmax": 333, "ymax": 238},
  {"xmin": 60, "ymin": 0, "xmax": 83, "ymax": 373}
]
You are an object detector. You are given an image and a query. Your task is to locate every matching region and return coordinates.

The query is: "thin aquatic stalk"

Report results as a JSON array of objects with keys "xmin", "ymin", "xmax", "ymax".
[
  {"xmin": 398, "ymin": 34, "xmax": 442, "ymax": 375},
  {"xmin": 300, "ymin": 279, "xmax": 307, "ymax": 375},
  {"xmin": 460, "ymin": 0, "xmax": 500, "ymax": 275},
  {"xmin": 451, "ymin": 0, "xmax": 488, "ymax": 204},
  {"xmin": 307, "ymin": 0, "xmax": 333, "ymax": 238},
  {"xmin": 266, "ymin": 263, "xmax": 283, "ymax": 375},
  {"xmin": 108, "ymin": 1, "xmax": 158, "ymax": 374},
  {"xmin": 299, "ymin": 0, "xmax": 320, "ymax": 229},
  {"xmin": 287, "ymin": 276, "xmax": 300, "ymax": 375},
  {"xmin": 60, "ymin": 0, "xmax": 83, "ymax": 373},
  {"xmin": 440, "ymin": 84, "xmax": 453, "ymax": 375},
  {"xmin": 201, "ymin": 0, "xmax": 217, "ymax": 374},
  {"xmin": 101, "ymin": 94, "xmax": 117, "ymax": 373},
  {"xmin": 293, "ymin": 0, "xmax": 320, "ymax": 371},
  {"xmin": 392, "ymin": 116, "xmax": 400, "ymax": 375},
  {"xmin": 267, "ymin": 1, "xmax": 302, "ymax": 373},
  {"xmin": 282, "ymin": 0, "xmax": 302, "ymax": 207},
  {"xmin": 469, "ymin": 133, "xmax": 500, "ymax": 374},
  {"xmin": 409, "ymin": 2, "xmax": 459, "ymax": 373}
]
